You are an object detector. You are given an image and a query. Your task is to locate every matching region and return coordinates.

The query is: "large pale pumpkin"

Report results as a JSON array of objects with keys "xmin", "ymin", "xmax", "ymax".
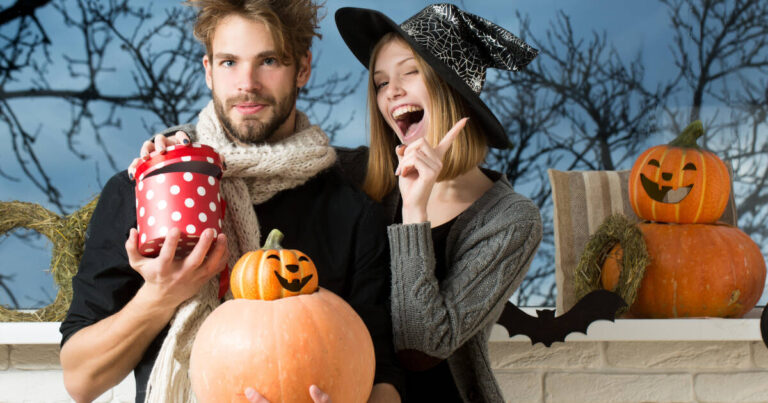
[
  {"xmin": 190, "ymin": 229, "xmax": 376, "ymax": 402},
  {"xmin": 602, "ymin": 222, "xmax": 765, "ymax": 318},
  {"xmin": 628, "ymin": 121, "xmax": 730, "ymax": 224}
]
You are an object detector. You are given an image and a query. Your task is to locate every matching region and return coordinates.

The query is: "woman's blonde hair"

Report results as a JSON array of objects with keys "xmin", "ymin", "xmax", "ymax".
[{"xmin": 363, "ymin": 33, "xmax": 488, "ymax": 202}]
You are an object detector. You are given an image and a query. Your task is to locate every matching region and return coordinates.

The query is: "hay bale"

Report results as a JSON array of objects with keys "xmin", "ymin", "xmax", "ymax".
[
  {"xmin": 574, "ymin": 213, "xmax": 650, "ymax": 314},
  {"xmin": 0, "ymin": 197, "xmax": 98, "ymax": 322}
]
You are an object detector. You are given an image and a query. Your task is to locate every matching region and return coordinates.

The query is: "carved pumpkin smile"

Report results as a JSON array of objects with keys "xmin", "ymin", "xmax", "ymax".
[
  {"xmin": 273, "ymin": 270, "xmax": 314, "ymax": 292},
  {"xmin": 639, "ymin": 174, "xmax": 694, "ymax": 204}
]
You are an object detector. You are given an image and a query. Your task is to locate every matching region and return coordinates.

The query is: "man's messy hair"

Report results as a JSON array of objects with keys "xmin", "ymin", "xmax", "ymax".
[{"xmin": 187, "ymin": 0, "xmax": 323, "ymax": 64}]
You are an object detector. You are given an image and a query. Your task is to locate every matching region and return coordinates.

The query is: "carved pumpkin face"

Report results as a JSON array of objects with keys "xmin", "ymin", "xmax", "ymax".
[
  {"xmin": 628, "ymin": 121, "xmax": 730, "ymax": 224},
  {"xmin": 230, "ymin": 229, "xmax": 319, "ymax": 300}
]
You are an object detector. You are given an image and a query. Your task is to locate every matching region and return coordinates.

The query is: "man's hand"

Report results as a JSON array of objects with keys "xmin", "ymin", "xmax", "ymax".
[
  {"xmin": 244, "ymin": 385, "xmax": 331, "ymax": 403},
  {"xmin": 125, "ymin": 226, "xmax": 228, "ymax": 307},
  {"xmin": 127, "ymin": 130, "xmax": 190, "ymax": 179}
]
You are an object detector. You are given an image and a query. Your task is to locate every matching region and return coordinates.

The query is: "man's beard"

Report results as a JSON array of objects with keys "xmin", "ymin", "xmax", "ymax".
[{"xmin": 212, "ymin": 83, "xmax": 298, "ymax": 144}]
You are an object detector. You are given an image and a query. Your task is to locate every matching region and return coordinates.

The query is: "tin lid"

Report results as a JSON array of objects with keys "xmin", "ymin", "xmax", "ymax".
[{"xmin": 135, "ymin": 143, "xmax": 224, "ymax": 181}]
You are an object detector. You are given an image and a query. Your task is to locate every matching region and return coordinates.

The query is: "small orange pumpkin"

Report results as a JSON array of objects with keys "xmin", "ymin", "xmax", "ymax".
[
  {"xmin": 189, "ymin": 229, "xmax": 376, "ymax": 402},
  {"xmin": 602, "ymin": 222, "xmax": 766, "ymax": 318},
  {"xmin": 628, "ymin": 121, "xmax": 730, "ymax": 224},
  {"xmin": 229, "ymin": 229, "xmax": 319, "ymax": 300}
]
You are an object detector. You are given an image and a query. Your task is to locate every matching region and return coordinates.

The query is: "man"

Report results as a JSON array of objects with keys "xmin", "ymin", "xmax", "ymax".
[{"xmin": 59, "ymin": 1, "xmax": 403, "ymax": 402}]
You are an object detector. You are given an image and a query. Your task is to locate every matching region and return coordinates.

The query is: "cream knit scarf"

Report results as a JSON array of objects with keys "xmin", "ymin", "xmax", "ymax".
[{"xmin": 144, "ymin": 101, "xmax": 336, "ymax": 402}]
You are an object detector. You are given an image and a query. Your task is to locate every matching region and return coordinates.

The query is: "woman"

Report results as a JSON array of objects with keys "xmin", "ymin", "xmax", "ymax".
[{"xmin": 334, "ymin": 4, "xmax": 543, "ymax": 402}]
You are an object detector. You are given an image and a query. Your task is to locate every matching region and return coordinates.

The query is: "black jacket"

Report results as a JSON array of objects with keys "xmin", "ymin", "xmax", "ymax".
[{"xmin": 60, "ymin": 166, "xmax": 404, "ymax": 401}]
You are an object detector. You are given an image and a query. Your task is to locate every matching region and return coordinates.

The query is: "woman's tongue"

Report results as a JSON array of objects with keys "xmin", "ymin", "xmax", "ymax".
[{"xmin": 396, "ymin": 111, "xmax": 424, "ymax": 139}]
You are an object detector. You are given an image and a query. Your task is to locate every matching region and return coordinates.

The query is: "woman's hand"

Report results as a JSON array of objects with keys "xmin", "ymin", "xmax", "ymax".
[
  {"xmin": 395, "ymin": 118, "xmax": 467, "ymax": 224},
  {"xmin": 127, "ymin": 130, "xmax": 190, "ymax": 180},
  {"xmin": 244, "ymin": 385, "xmax": 331, "ymax": 403}
]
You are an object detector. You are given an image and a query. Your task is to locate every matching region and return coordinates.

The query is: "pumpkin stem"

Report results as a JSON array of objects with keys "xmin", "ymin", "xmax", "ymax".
[
  {"xmin": 263, "ymin": 229, "xmax": 284, "ymax": 249},
  {"xmin": 668, "ymin": 120, "xmax": 704, "ymax": 148}
]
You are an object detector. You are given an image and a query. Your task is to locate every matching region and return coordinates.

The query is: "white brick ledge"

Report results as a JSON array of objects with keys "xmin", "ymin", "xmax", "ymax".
[
  {"xmin": 488, "ymin": 308, "xmax": 763, "ymax": 343},
  {"xmin": 1, "ymin": 310, "xmax": 763, "ymax": 345}
]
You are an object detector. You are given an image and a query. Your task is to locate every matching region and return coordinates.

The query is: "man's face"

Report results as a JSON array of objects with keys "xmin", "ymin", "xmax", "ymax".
[{"xmin": 203, "ymin": 14, "xmax": 311, "ymax": 144}]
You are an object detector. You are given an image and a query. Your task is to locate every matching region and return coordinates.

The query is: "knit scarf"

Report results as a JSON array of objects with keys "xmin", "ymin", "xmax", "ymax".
[{"xmin": 144, "ymin": 101, "xmax": 336, "ymax": 402}]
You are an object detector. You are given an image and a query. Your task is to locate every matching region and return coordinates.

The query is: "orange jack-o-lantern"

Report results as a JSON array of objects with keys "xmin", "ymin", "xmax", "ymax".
[
  {"xmin": 190, "ymin": 229, "xmax": 376, "ymax": 402},
  {"xmin": 628, "ymin": 121, "xmax": 730, "ymax": 224},
  {"xmin": 229, "ymin": 229, "xmax": 319, "ymax": 300}
]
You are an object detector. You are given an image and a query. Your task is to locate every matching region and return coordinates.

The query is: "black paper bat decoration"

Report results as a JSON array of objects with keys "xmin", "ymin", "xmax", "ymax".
[{"xmin": 497, "ymin": 290, "xmax": 626, "ymax": 347}]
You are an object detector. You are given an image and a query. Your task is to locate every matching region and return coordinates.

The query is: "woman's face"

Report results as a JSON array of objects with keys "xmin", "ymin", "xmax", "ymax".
[{"xmin": 373, "ymin": 40, "xmax": 431, "ymax": 145}]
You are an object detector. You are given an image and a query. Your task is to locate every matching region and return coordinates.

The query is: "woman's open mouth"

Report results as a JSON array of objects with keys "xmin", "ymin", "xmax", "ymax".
[{"xmin": 392, "ymin": 105, "xmax": 425, "ymax": 140}]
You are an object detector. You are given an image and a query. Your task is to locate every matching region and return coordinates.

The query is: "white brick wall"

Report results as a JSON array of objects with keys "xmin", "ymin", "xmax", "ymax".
[
  {"xmin": 490, "ymin": 341, "xmax": 768, "ymax": 403},
  {"xmin": 0, "ymin": 345, "xmax": 134, "ymax": 403},
  {"xmin": 3, "ymin": 340, "xmax": 768, "ymax": 402}
]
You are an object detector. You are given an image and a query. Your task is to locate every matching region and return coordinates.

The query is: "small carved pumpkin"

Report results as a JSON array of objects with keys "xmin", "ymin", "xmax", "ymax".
[
  {"xmin": 628, "ymin": 121, "xmax": 730, "ymax": 224},
  {"xmin": 229, "ymin": 229, "xmax": 319, "ymax": 300}
]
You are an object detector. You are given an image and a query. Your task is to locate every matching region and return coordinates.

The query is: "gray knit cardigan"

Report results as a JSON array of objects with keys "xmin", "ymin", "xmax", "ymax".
[
  {"xmin": 335, "ymin": 147, "xmax": 542, "ymax": 402},
  {"xmin": 387, "ymin": 172, "xmax": 542, "ymax": 402}
]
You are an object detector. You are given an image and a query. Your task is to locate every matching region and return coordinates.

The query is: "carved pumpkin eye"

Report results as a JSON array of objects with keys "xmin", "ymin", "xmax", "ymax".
[
  {"xmin": 683, "ymin": 162, "xmax": 696, "ymax": 171},
  {"xmin": 648, "ymin": 159, "xmax": 660, "ymax": 167}
]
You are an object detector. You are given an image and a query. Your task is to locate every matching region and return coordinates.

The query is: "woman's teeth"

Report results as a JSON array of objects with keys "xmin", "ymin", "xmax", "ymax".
[{"xmin": 392, "ymin": 105, "xmax": 423, "ymax": 120}]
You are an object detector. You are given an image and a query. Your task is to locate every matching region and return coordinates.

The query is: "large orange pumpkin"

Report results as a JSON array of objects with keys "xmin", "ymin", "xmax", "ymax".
[
  {"xmin": 628, "ymin": 121, "xmax": 730, "ymax": 224},
  {"xmin": 190, "ymin": 229, "xmax": 376, "ymax": 402},
  {"xmin": 602, "ymin": 222, "xmax": 765, "ymax": 318}
]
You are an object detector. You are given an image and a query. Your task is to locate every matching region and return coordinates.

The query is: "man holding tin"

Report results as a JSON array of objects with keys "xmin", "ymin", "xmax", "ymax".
[{"xmin": 59, "ymin": 1, "xmax": 403, "ymax": 402}]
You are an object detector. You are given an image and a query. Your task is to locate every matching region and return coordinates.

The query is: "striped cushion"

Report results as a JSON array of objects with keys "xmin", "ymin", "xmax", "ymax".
[{"xmin": 548, "ymin": 169, "xmax": 738, "ymax": 313}]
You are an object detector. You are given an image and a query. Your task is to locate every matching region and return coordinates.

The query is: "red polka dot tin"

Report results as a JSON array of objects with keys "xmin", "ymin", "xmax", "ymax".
[{"xmin": 134, "ymin": 143, "xmax": 225, "ymax": 257}]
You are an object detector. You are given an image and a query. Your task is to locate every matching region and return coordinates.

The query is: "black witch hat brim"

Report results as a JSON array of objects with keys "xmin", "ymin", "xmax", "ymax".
[{"xmin": 335, "ymin": 7, "xmax": 512, "ymax": 149}]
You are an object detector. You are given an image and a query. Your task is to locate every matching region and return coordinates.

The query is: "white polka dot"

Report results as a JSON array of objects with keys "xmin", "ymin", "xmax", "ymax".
[
  {"xmin": 139, "ymin": 173, "xmax": 145, "ymax": 181},
  {"xmin": 206, "ymin": 157, "xmax": 214, "ymax": 164},
  {"xmin": 155, "ymin": 175, "xmax": 166, "ymax": 184},
  {"xmin": 137, "ymin": 225, "xmax": 140, "ymax": 232},
  {"xmin": 156, "ymin": 162, "xmax": 165, "ymax": 169},
  {"xmin": 208, "ymin": 176, "xmax": 216, "ymax": 186},
  {"xmin": 159, "ymin": 227, "xmax": 168, "ymax": 236},
  {"xmin": 146, "ymin": 190, "xmax": 154, "ymax": 200},
  {"xmin": 183, "ymin": 172, "xmax": 193, "ymax": 182},
  {"xmin": 171, "ymin": 211, "xmax": 182, "ymax": 221},
  {"xmin": 197, "ymin": 186, "xmax": 206, "ymax": 196},
  {"xmin": 140, "ymin": 233, "xmax": 147, "ymax": 243},
  {"xmin": 186, "ymin": 224, "xmax": 196, "ymax": 234},
  {"xmin": 182, "ymin": 155, "xmax": 192, "ymax": 162},
  {"xmin": 209, "ymin": 202, "xmax": 216, "ymax": 212},
  {"xmin": 170, "ymin": 185, "xmax": 180, "ymax": 195},
  {"xmin": 212, "ymin": 229, "xmax": 218, "ymax": 237},
  {"xmin": 139, "ymin": 207, "xmax": 145, "ymax": 217},
  {"xmin": 138, "ymin": 181, "xmax": 144, "ymax": 191},
  {"xmin": 148, "ymin": 216, "xmax": 156, "ymax": 226},
  {"xmin": 184, "ymin": 198, "xmax": 195, "ymax": 208},
  {"xmin": 145, "ymin": 248, "xmax": 155, "ymax": 253},
  {"xmin": 158, "ymin": 200, "xmax": 167, "ymax": 210},
  {"xmin": 167, "ymin": 145, "xmax": 176, "ymax": 151},
  {"xmin": 198, "ymin": 212, "xmax": 208, "ymax": 223},
  {"xmin": 135, "ymin": 198, "xmax": 139, "ymax": 208},
  {"xmin": 217, "ymin": 193, "xmax": 220, "ymax": 202},
  {"xmin": 218, "ymin": 219, "xmax": 222, "ymax": 227}
]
